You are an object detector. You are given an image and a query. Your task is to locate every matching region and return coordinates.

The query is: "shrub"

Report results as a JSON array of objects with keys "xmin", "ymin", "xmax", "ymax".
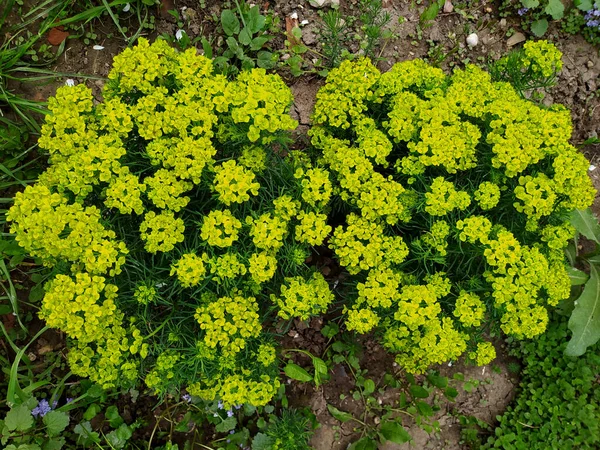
[
  {"xmin": 484, "ymin": 317, "xmax": 600, "ymax": 449},
  {"xmin": 7, "ymin": 38, "xmax": 333, "ymax": 406},
  {"xmin": 309, "ymin": 41, "xmax": 595, "ymax": 374}
]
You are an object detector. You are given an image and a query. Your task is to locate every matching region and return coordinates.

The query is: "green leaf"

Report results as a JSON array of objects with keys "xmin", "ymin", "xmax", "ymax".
[
  {"xmin": 545, "ymin": 0, "xmax": 564, "ymax": 19},
  {"xmin": 221, "ymin": 10, "xmax": 240, "ymax": 36},
  {"xmin": 201, "ymin": 38, "xmax": 213, "ymax": 58},
  {"xmin": 74, "ymin": 421, "xmax": 100, "ymax": 445},
  {"xmin": 427, "ymin": 373, "xmax": 448, "ymax": 389},
  {"xmin": 348, "ymin": 436, "xmax": 378, "ymax": 450},
  {"xmin": 566, "ymin": 260, "xmax": 600, "ymax": 356},
  {"xmin": 105, "ymin": 405, "xmax": 123, "ymax": 428},
  {"xmin": 246, "ymin": 6, "xmax": 266, "ymax": 34},
  {"xmin": 327, "ymin": 404, "xmax": 353, "ymax": 422},
  {"xmin": 444, "ymin": 386, "xmax": 459, "ymax": 400},
  {"xmin": 105, "ymin": 424, "xmax": 132, "ymax": 450},
  {"xmin": 380, "ymin": 421, "xmax": 411, "ymax": 444},
  {"xmin": 5, "ymin": 404, "xmax": 33, "ymax": 432},
  {"xmin": 43, "ymin": 437, "xmax": 65, "ymax": 450},
  {"xmin": 568, "ymin": 266, "xmax": 589, "ymax": 286},
  {"xmin": 420, "ymin": 0, "xmax": 444, "ymax": 24},
  {"xmin": 571, "ymin": 209, "xmax": 600, "ymax": 244},
  {"xmin": 252, "ymin": 433, "xmax": 275, "ymax": 450},
  {"xmin": 284, "ymin": 363, "xmax": 313, "ymax": 382},
  {"xmin": 250, "ymin": 36, "xmax": 270, "ymax": 51},
  {"xmin": 215, "ymin": 417, "xmax": 237, "ymax": 433},
  {"xmin": 530, "ymin": 18, "xmax": 549, "ymax": 36},
  {"xmin": 256, "ymin": 51, "xmax": 276, "ymax": 69},
  {"xmin": 521, "ymin": 0, "xmax": 540, "ymax": 7},
  {"xmin": 574, "ymin": 0, "xmax": 593, "ymax": 11},
  {"xmin": 363, "ymin": 379, "xmax": 375, "ymax": 396},
  {"xmin": 312, "ymin": 357, "xmax": 328, "ymax": 376},
  {"xmin": 83, "ymin": 404, "xmax": 101, "ymax": 421},
  {"xmin": 409, "ymin": 385, "xmax": 429, "ymax": 399},
  {"xmin": 238, "ymin": 27, "xmax": 252, "ymax": 46},
  {"xmin": 43, "ymin": 411, "xmax": 69, "ymax": 436},
  {"xmin": 416, "ymin": 400, "xmax": 434, "ymax": 417}
]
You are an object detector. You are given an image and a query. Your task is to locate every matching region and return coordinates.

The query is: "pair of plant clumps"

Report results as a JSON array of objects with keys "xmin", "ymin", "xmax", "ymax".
[{"xmin": 7, "ymin": 38, "xmax": 595, "ymax": 410}]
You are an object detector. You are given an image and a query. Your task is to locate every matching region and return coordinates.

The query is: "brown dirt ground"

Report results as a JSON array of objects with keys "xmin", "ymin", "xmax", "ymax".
[{"xmin": 4, "ymin": 0, "xmax": 600, "ymax": 448}]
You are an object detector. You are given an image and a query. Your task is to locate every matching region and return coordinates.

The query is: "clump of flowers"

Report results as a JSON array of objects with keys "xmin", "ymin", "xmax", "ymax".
[
  {"xmin": 310, "ymin": 42, "xmax": 595, "ymax": 374},
  {"xmin": 7, "ymin": 39, "xmax": 332, "ymax": 406}
]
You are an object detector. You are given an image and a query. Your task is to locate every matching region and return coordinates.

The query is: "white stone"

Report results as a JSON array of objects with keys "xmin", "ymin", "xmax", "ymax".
[
  {"xmin": 92, "ymin": 45, "xmax": 104, "ymax": 50},
  {"xmin": 466, "ymin": 33, "xmax": 478, "ymax": 47}
]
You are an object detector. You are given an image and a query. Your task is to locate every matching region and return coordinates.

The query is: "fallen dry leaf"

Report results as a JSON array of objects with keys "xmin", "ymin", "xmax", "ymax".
[
  {"xmin": 286, "ymin": 15, "xmax": 300, "ymax": 45},
  {"xmin": 48, "ymin": 26, "xmax": 69, "ymax": 46},
  {"xmin": 159, "ymin": 0, "xmax": 175, "ymax": 18}
]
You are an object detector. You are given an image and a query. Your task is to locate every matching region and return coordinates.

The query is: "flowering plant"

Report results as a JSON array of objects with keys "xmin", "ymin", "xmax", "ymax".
[
  {"xmin": 7, "ymin": 39, "xmax": 333, "ymax": 406},
  {"xmin": 310, "ymin": 41, "xmax": 595, "ymax": 373}
]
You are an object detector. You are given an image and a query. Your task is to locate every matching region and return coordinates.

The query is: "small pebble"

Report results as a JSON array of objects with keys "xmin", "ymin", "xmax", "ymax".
[{"xmin": 466, "ymin": 33, "xmax": 479, "ymax": 47}]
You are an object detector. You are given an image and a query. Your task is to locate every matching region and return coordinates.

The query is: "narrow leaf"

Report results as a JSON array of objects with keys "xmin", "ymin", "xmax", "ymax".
[
  {"xmin": 567, "ymin": 266, "xmax": 589, "ymax": 286},
  {"xmin": 570, "ymin": 209, "xmax": 600, "ymax": 244},
  {"xmin": 566, "ymin": 261, "xmax": 600, "ymax": 356},
  {"xmin": 380, "ymin": 421, "xmax": 411, "ymax": 444},
  {"xmin": 327, "ymin": 404, "xmax": 353, "ymax": 422},
  {"xmin": 283, "ymin": 363, "xmax": 313, "ymax": 382}
]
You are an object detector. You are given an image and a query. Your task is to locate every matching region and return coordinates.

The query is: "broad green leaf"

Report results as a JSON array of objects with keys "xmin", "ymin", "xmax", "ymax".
[
  {"xmin": 566, "ymin": 260, "xmax": 600, "ymax": 356},
  {"xmin": 74, "ymin": 421, "xmax": 100, "ymax": 445},
  {"xmin": 43, "ymin": 437, "xmax": 65, "ymax": 450},
  {"xmin": 380, "ymin": 421, "xmax": 411, "ymax": 444},
  {"xmin": 521, "ymin": 0, "xmax": 540, "ymax": 7},
  {"xmin": 312, "ymin": 357, "xmax": 328, "ymax": 376},
  {"xmin": 256, "ymin": 51, "xmax": 276, "ymax": 69},
  {"xmin": 409, "ymin": 385, "xmax": 429, "ymax": 399},
  {"xmin": 221, "ymin": 10, "xmax": 240, "ymax": 36},
  {"xmin": 530, "ymin": 18, "xmax": 549, "ymax": 36},
  {"xmin": 250, "ymin": 36, "xmax": 270, "ymax": 51},
  {"xmin": 5, "ymin": 404, "xmax": 33, "ymax": 432},
  {"xmin": 545, "ymin": 0, "xmax": 564, "ymax": 19},
  {"xmin": 568, "ymin": 266, "xmax": 589, "ymax": 286},
  {"xmin": 238, "ymin": 27, "xmax": 252, "ymax": 46},
  {"xmin": 427, "ymin": 373, "xmax": 448, "ymax": 389},
  {"xmin": 83, "ymin": 404, "xmax": 101, "ymax": 421},
  {"xmin": 348, "ymin": 436, "xmax": 378, "ymax": 450},
  {"xmin": 43, "ymin": 411, "xmax": 69, "ymax": 436},
  {"xmin": 251, "ymin": 433, "xmax": 275, "ymax": 450},
  {"xmin": 105, "ymin": 424, "xmax": 132, "ymax": 450},
  {"xmin": 284, "ymin": 363, "xmax": 312, "ymax": 382},
  {"xmin": 363, "ymin": 379, "xmax": 375, "ymax": 396},
  {"xmin": 444, "ymin": 386, "xmax": 458, "ymax": 400},
  {"xmin": 215, "ymin": 417, "xmax": 237, "ymax": 433},
  {"xmin": 416, "ymin": 400, "xmax": 434, "ymax": 417},
  {"xmin": 574, "ymin": 0, "xmax": 593, "ymax": 10},
  {"xmin": 327, "ymin": 404, "xmax": 353, "ymax": 422},
  {"xmin": 105, "ymin": 406, "xmax": 123, "ymax": 428},
  {"xmin": 7, "ymin": 444, "xmax": 41, "ymax": 450},
  {"xmin": 420, "ymin": 0, "xmax": 444, "ymax": 24},
  {"xmin": 570, "ymin": 209, "xmax": 600, "ymax": 244}
]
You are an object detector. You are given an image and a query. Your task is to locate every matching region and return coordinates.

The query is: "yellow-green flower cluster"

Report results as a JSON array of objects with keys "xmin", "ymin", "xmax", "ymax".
[
  {"xmin": 213, "ymin": 160, "xmax": 260, "ymax": 205},
  {"xmin": 201, "ymin": 210, "xmax": 242, "ymax": 248},
  {"xmin": 295, "ymin": 211, "xmax": 331, "ymax": 246},
  {"xmin": 195, "ymin": 294, "xmax": 261, "ymax": 356},
  {"xmin": 311, "ymin": 46, "xmax": 594, "ymax": 374},
  {"xmin": 474, "ymin": 182, "xmax": 501, "ymax": 210},
  {"xmin": 271, "ymin": 273, "xmax": 333, "ymax": 321},
  {"xmin": 7, "ymin": 38, "xmax": 317, "ymax": 405},
  {"xmin": 170, "ymin": 253, "xmax": 207, "ymax": 287},
  {"xmin": 139, "ymin": 211, "xmax": 185, "ymax": 253}
]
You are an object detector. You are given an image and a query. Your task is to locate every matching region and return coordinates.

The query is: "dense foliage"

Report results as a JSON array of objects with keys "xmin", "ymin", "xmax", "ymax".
[
  {"xmin": 309, "ymin": 41, "xmax": 595, "ymax": 373},
  {"xmin": 485, "ymin": 317, "xmax": 600, "ymax": 449},
  {"xmin": 6, "ymin": 38, "xmax": 333, "ymax": 407}
]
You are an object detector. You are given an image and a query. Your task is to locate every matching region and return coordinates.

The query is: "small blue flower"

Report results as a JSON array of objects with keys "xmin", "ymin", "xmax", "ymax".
[
  {"xmin": 517, "ymin": 7, "xmax": 529, "ymax": 16},
  {"xmin": 229, "ymin": 430, "xmax": 235, "ymax": 434},
  {"xmin": 227, "ymin": 409, "xmax": 234, "ymax": 417},
  {"xmin": 217, "ymin": 400, "xmax": 224, "ymax": 410},
  {"xmin": 31, "ymin": 399, "xmax": 52, "ymax": 418},
  {"xmin": 66, "ymin": 397, "xmax": 74, "ymax": 403},
  {"xmin": 182, "ymin": 393, "xmax": 192, "ymax": 403},
  {"xmin": 234, "ymin": 404, "xmax": 242, "ymax": 410}
]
